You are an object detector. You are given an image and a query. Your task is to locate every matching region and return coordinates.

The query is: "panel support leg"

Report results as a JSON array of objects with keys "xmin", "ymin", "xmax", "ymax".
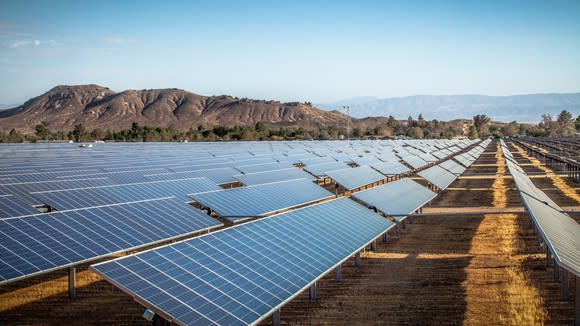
[
  {"xmin": 272, "ymin": 309, "xmax": 281, "ymax": 326},
  {"xmin": 554, "ymin": 261, "xmax": 560, "ymax": 281},
  {"xmin": 560, "ymin": 269, "xmax": 569, "ymax": 300},
  {"xmin": 335, "ymin": 265, "xmax": 342, "ymax": 282},
  {"xmin": 402, "ymin": 220, "xmax": 406, "ymax": 229},
  {"xmin": 371, "ymin": 240, "xmax": 377, "ymax": 252},
  {"xmin": 68, "ymin": 267, "xmax": 76, "ymax": 299},
  {"xmin": 575, "ymin": 276, "xmax": 580, "ymax": 326},
  {"xmin": 382, "ymin": 232, "xmax": 388, "ymax": 243},
  {"xmin": 355, "ymin": 252, "xmax": 361, "ymax": 266},
  {"xmin": 309, "ymin": 283, "xmax": 317, "ymax": 301},
  {"xmin": 546, "ymin": 248, "xmax": 551, "ymax": 268}
]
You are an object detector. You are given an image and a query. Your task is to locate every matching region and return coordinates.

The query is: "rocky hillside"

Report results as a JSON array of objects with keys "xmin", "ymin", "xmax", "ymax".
[{"xmin": 0, "ymin": 85, "xmax": 352, "ymax": 133}]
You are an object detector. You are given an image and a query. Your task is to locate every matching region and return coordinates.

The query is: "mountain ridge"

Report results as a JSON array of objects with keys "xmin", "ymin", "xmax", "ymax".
[{"xmin": 0, "ymin": 85, "xmax": 354, "ymax": 133}]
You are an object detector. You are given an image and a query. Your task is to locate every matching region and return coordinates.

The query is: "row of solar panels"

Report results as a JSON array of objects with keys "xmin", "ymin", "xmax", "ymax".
[
  {"xmin": 0, "ymin": 139, "xmax": 479, "ymax": 183},
  {"xmin": 500, "ymin": 140, "xmax": 580, "ymax": 277}
]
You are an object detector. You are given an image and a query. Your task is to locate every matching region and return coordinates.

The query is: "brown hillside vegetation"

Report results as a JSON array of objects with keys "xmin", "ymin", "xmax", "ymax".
[
  {"xmin": 0, "ymin": 140, "xmax": 576, "ymax": 325},
  {"xmin": 0, "ymin": 85, "xmax": 356, "ymax": 133}
]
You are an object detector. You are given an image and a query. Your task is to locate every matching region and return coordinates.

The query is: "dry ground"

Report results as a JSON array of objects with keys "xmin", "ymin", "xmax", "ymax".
[{"xmin": 0, "ymin": 140, "xmax": 577, "ymax": 325}]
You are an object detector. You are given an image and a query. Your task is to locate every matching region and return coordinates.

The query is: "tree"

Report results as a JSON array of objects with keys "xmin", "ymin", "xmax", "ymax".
[
  {"xmin": 407, "ymin": 115, "xmax": 415, "ymax": 128},
  {"xmin": 417, "ymin": 114, "xmax": 426, "ymax": 128},
  {"xmin": 72, "ymin": 124, "xmax": 86, "ymax": 142},
  {"xmin": 255, "ymin": 121, "xmax": 266, "ymax": 132},
  {"xmin": 468, "ymin": 125, "xmax": 478, "ymax": 139},
  {"xmin": 556, "ymin": 110, "xmax": 574, "ymax": 136},
  {"xmin": 473, "ymin": 114, "xmax": 491, "ymax": 137},
  {"xmin": 501, "ymin": 121, "xmax": 519, "ymax": 137},
  {"xmin": 34, "ymin": 123, "xmax": 50, "ymax": 140},
  {"xmin": 407, "ymin": 127, "xmax": 424, "ymax": 139}
]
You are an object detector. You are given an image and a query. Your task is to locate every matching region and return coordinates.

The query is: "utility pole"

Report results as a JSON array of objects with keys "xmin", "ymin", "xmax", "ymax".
[{"xmin": 343, "ymin": 105, "xmax": 350, "ymax": 141}]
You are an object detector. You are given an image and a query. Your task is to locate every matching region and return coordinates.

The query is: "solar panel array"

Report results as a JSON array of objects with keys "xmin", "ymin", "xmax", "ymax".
[
  {"xmin": 500, "ymin": 140, "xmax": 580, "ymax": 277},
  {"xmin": 0, "ymin": 138, "xmax": 488, "ymax": 322},
  {"xmin": 352, "ymin": 178, "xmax": 437, "ymax": 222},
  {"xmin": 91, "ymin": 198, "xmax": 394, "ymax": 326}
]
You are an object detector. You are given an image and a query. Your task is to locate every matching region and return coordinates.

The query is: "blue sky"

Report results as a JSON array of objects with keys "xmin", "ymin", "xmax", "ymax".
[{"xmin": 1, "ymin": 0, "xmax": 579, "ymax": 106}]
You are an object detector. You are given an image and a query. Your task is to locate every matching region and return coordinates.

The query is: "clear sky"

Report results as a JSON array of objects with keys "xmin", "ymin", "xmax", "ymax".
[{"xmin": 1, "ymin": 0, "xmax": 579, "ymax": 106}]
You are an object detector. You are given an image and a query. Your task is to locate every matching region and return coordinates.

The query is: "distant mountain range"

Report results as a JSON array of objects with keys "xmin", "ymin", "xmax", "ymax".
[
  {"xmin": 1, "ymin": 85, "xmax": 577, "ymax": 134},
  {"xmin": 316, "ymin": 94, "xmax": 580, "ymax": 123}
]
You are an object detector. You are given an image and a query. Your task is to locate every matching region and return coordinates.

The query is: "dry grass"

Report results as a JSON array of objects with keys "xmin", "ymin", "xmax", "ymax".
[
  {"xmin": 0, "ymin": 270, "xmax": 100, "ymax": 313},
  {"xmin": 491, "ymin": 143, "xmax": 546, "ymax": 325}
]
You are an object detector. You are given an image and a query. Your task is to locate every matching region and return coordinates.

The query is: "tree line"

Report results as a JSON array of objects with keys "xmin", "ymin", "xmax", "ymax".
[{"xmin": 1, "ymin": 110, "xmax": 578, "ymax": 143}]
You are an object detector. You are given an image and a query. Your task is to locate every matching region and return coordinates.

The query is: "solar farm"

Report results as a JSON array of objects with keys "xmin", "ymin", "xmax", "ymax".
[{"xmin": 0, "ymin": 138, "xmax": 578, "ymax": 325}]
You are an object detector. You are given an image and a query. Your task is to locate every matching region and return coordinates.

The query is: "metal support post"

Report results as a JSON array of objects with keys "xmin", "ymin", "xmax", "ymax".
[
  {"xmin": 575, "ymin": 276, "xmax": 580, "ymax": 326},
  {"xmin": 309, "ymin": 283, "xmax": 317, "ymax": 301},
  {"xmin": 355, "ymin": 252, "xmax": 361, "ymax": 266},
  {"xmin": 546, "ymin": 248, "xmax": 551, "ymax": 268},
  {"xmin": 382, "ymin": 232, "xmax": 388, "ymax": 243},
  {"xmin": 370, "ymin": 240, "xmax": 377, "ymax": 252},
  {"xmin": 560, "ymin": 269, "xmax": 569, "ymax": 300},
  {"xmin": 272, "ymin": 309, "xmax": 281, "ymax": 326},
  {"xmin": 335, "ymin": 265, "xmax": 342, "ymax": 282},
  {"xmin": 554, "ymin": 261, "xmax": 560, "ymax": 281},
  {"xmin": 68, "ymin": 267, "xmax": 76, "ymax": 299}
]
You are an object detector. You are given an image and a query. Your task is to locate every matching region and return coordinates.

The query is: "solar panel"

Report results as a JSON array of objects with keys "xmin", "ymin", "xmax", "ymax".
[
  {"xmin": 0, "ymin": 195, "xmax": 40, "ymax": 218},
  {"xmin": 371, "ymin": 161, "xmax": 410, "ymax": 176},
  {"xmin": 324, "ymin": 166, "xmax": 386, "ymax": 190},
  {"xmin": 234, "ymin": 162, "xmax": 292, "ymax": 174},
  {"xmin": 438, "ymin": 159, "xmax": 467, "ymax": 176},
  {"xmin": 188, "ymin": 179, "xmax": 334, "ymax": 222},
  {"xmin": 30, "ymin": 178, "xmax": 220, "ymax": 210},
  {"xmin": 144, "ymin": 167, "xmax": 239, "ymax": 185},
  {"xmin": 302, "ymin": 161, "xmax": 350, "ymax": 178},
  {"xmin": 235, "ymin": 168, "xmax": 315, "ymax": 186},
  {"xmin": 352, "ymin": 178, "xmax": 437, "ymax": 222},
  {"xmin": 0, "ymin": 197, "xmax": 222, "ymax": 284},
  {"xmin": 400, "ymin": 155, "xmax": 428, "ymax": 169},
  {"xmin": 416, "ymin": 165, "xmax": 457, "ymax": 190},
  {"xmin": 91, "ymin": 198, "xmax": 394, "ymax": 326}
]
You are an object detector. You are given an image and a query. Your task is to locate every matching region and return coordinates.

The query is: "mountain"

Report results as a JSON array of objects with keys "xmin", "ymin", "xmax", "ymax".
[
  {"xmin": 317, "ymin": 94, "xmax": 580, "ymax": 123},
  {"xmin": 0, "ymin": 85, "xmax": 352, "ymax": 133}
]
